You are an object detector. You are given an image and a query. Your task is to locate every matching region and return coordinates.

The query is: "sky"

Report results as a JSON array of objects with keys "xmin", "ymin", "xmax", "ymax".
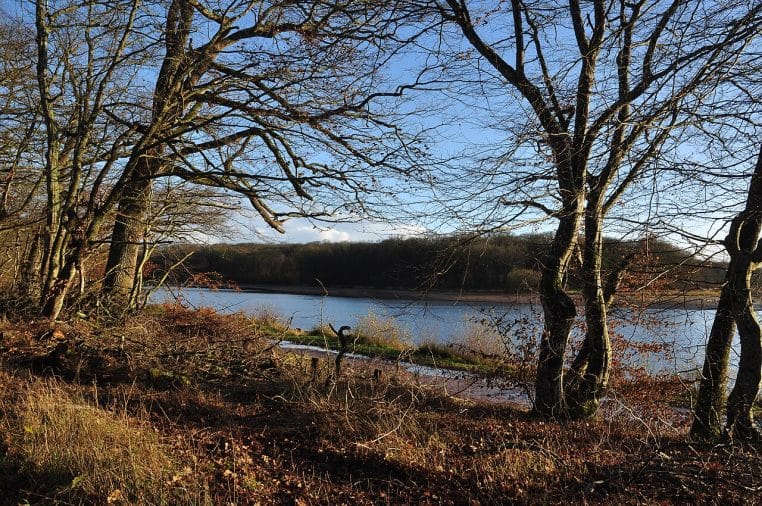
[
  {"xmin": 4, "ymin": 0, "xmax": 759, "ymax": 248},
  {"xmin": 223, "ymin": 216, "xmax": 430, "ymax": 244}
]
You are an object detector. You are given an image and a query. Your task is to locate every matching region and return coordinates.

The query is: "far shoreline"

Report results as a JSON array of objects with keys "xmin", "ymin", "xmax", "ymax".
[
  {"xmin": 237, "ymin": 283, "xmax": 542, "ymax": 304},
  {"xmin": 168, "ymin": 283, "xmax": 722, "ymax": 310}
]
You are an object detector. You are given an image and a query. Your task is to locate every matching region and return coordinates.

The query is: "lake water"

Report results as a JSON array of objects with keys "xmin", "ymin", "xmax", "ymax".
[{"xmin": 150, "ymin": 287, "xmax": 734, "ymax": 375}]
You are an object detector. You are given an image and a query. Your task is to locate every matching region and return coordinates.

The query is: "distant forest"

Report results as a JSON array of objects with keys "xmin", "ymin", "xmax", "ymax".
[{"xmin": 150, "ymin": 235, "xmax": 727, "ymax": 294}]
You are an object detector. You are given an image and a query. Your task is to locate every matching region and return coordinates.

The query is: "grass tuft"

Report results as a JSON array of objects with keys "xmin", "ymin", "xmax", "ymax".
[
  {"xmin": 3, "ymin": 380, "xmax": 202, "ymax": 504},
  {"xmin": 353, "ymin": 311, "xmax": 413, "ymax": 351}
]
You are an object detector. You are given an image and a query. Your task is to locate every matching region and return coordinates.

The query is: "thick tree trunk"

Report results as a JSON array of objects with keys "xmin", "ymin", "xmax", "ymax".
[
  {"xmin": 693, "ymin": 144, "xmax": 762, "ymax": 440},
  {"xmin": 567, "ymin": 208, "xmax": 611, "ymax": 418},
  {"xmin": 691, "ymin": 282, "xmax": 735, "ymax": 439},
  {"xmin": 567, "ymin": 337, "xmax": 590, "ymax": 386},
  {"xmin": 534, "ymin": 209, "xmax": 582, "ymax": 417},
  {"xmin": 103, "ymin": 165, "xmax": 152, "ymax": 307},
  {"xmin": 725, "ymin": 288, "xmax": 762, "ymax": 439},
  {"xmin": 102, "ymin": 0, "xmax": 192, "ymax": 308},
  {"xmin": 724, "ymin": 147, "xmax": 762, "ymax": 439}
]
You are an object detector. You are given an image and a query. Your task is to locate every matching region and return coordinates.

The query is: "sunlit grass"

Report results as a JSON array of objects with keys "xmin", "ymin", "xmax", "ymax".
[
  {"xmin": 2, "ymin": 380, "xmax": 205, "ymax": 504},
  {"xmin": 282, "ymin": 311, "xmax": 518, "ymax": 375}
]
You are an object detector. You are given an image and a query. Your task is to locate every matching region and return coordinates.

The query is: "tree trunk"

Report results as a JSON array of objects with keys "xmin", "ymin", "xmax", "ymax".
[
  {"xmin": 691, "ymin": 282, "xmax": 735, "ymax": 439},
  {"xmin": 20, "ymin": 231, "xmax": 44, "ymax": 300},
  {"xmin": 40, "ymin": 254, "xmax": 78, "ymax": 320},
  {"xmin": 724, "ymin": 146, "xmax": 762, "ymax": 439},
  {"xmin": 39, "ymin": 225, "xmax": 69, "ymax": 313},
  {"xmin": 534, "ymin": 209, "xmax": 582, "ymax": 417},
  {"xmin": 725, "ymin": 287, "xmax": 762, "ymax": 439},
  {"xmin": 567, "ymin": 207, "xmax": 611, "ymax": 418},
  {"xmin": 102, "ymin": 0, "xmax": 192, "ymax": 307},
  {"xmin": 103, "ymin": 164, "xmax": 152, "ymax": 308},
  {"xmin": 693, "ymin": 144, "xmax": 762, "ymax": 440}
]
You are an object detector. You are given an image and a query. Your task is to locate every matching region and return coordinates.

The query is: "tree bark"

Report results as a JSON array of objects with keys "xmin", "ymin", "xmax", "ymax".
[
  {"xmin": 724, "ymin": 146, "xmax": 762, "ymax": 440},
  {"xmin": 103, "ymin": 162, "xmax": 153, "ymax": 307},
  {"xmin": 693, "ymin": 144, "xmax": 762, "ymax": 440},
  {"xmin": 726, "ymin": 287, "xmax": 762, "ymax": 439},
  {"xmin": 40, "ymin": 259, "xmax": 77, "ymax": 320},
  {"xmin": 691, "ymin": 281, "xmax": 735, "ymax": 439},
  {"xmin": 102, "ymin": 0, "xmax": 192, "ymax": 306},
  {"xmin": 534, "ymin": 205, "xmax": 582, "ymax": 417},
  {"xmin": 567, "ymin": 206, "xmax": 611, "ymax": 418},
  {"xmin": 20, "ymin": 231, "xmax": 44, "ymax": 300}
]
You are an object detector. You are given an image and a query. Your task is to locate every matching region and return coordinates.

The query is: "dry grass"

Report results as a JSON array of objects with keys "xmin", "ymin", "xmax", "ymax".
[
  {"xmin": 307, "ymin": 322, "xmax": 336, "ymax": 338},
  {"xmin": 1, "ymin": 378, "xmax": 206, "ymax": 504},
  {"xmin": 251, "ymin": 304, "xmax": 291, "ymax": 333},
  {"xmin": 454, "ymin": 320, "xmax": 506, "ymax": 356},
  {"xmin": 0, "ymin": 304, "xmax": 761, "ymax": 504},
  {"xmin": 353, "ymin": 310, "xmax": 414, "ymax": 351}
]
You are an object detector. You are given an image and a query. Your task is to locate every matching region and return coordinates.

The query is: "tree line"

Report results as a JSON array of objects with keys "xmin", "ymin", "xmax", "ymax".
[{"xmin": 153, "ymin": 234, "xmax": 726, "ymax": 294}]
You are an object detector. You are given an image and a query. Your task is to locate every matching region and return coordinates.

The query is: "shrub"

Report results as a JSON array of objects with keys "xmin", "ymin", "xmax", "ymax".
[{"xmin": 251, "ymin": 304, "xmax": 290, "ymax": 332}]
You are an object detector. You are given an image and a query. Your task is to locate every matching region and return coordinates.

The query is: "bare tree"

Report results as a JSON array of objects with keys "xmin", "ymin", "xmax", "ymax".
[
  {"xmin": 27, "ymin": 0, "xmax": 422, "ymax": 319},
  {"xmin": 33, "ymin": 0, "xmax": 155, "ymax": 318},
  {"xmin": 691, "ymin": 145, "xmax": 762, "ymax": 440},
  {"xmin": 101, "ymin": 0, "xmax": 423, "ymax": 309},
  {"xmin": 406, "ymin": 0, "xmax": 762, "ymax": 417},
  {"xmin": 0, "ymin": 16, "xmax": 46, "ymax": 293}
]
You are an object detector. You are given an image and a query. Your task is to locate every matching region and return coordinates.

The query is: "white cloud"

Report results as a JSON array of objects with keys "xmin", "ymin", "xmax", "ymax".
[
  {"xmin": 231, "ymin": 216, "xmax": 429, "ymax": 244},
  {"xmin": 318, "ymin": 228, "xmax": 352, "ymax": 242}
]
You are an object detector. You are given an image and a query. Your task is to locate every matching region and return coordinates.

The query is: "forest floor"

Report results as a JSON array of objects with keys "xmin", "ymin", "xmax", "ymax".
[{"xmin": 0, "ymin": 303, "xmax": 761, "ymax": 505}]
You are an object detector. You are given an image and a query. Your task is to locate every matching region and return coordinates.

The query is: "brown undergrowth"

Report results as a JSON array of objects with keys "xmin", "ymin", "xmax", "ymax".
[{"xmin": 0, "ymin": 304, "xmax": 760, "ymax": 504}]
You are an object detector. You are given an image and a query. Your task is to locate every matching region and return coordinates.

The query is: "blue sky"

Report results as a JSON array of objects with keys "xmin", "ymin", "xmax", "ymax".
[{"xmin": 5, "ymin": 0, "xmax": 760, "ymax": 248}]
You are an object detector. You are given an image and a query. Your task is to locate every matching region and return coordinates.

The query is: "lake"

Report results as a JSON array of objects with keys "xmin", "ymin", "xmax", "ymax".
[{"xmin": 150, "ymin": 287, "xmax": 734, "ymax": 375}]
